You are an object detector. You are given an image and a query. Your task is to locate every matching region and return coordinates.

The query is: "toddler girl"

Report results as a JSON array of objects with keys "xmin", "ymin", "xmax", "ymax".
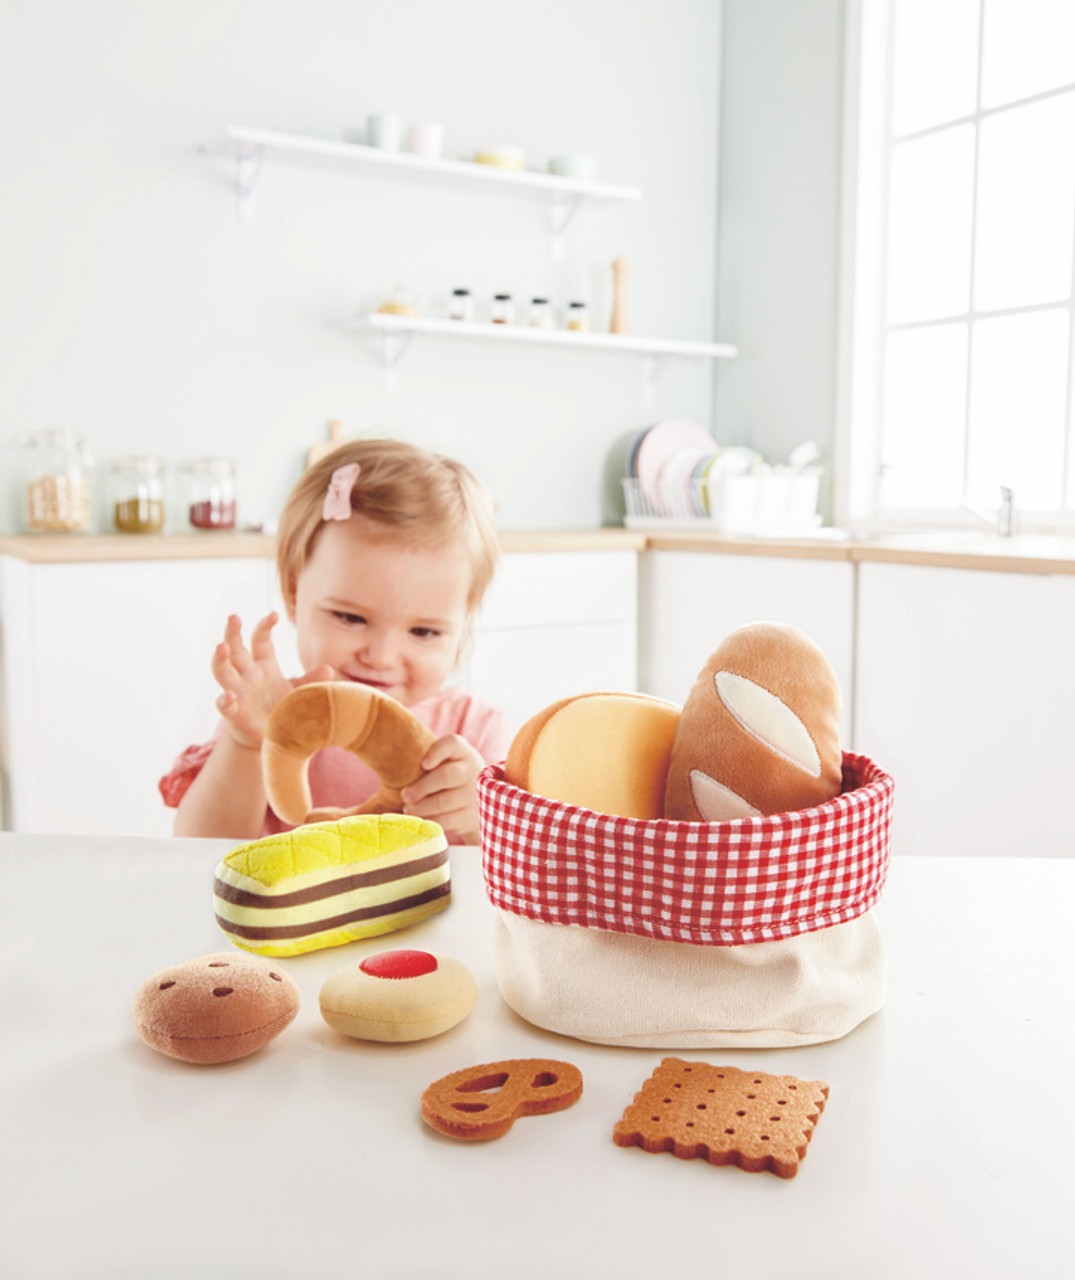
[{"xmin": 160, "ymin": 438, "xmax": 505, "ymax": 844}]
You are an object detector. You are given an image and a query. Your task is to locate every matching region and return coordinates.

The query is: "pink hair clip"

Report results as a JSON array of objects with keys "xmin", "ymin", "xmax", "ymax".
[{"xmin": 322, "ymin": 463, "xmax": 360, "ymax": 521}]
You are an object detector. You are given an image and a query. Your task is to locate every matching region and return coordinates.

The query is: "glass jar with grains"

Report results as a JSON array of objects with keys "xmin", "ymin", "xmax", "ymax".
[
  {"xmin": 107, "ymin": 456, "xmax": 166, "ymax": 533},
  {"xmin": 17, "ymin": 430, "xmax": 93, "ymax": 533}
]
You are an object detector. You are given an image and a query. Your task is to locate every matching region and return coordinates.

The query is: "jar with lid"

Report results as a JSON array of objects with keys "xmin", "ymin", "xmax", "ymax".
[
  {"xmin": 17, "ymin": 430, "xmax": 93, "ymax": 533},
  {"xmin": 566, "ymin": 300, "xmax": 591, "ymax": 332},
  {"xmin": 449, "ymin": 288, "xmax": 474, "ymax": 322},
  {"xmin": 528, "ymin": 297, "xmax": 553, "ymax": 329},
  {"xmin": 180, "ymin": 458, "xmax": 237, "ymax": 530},
  {"xmin": 107, "ymin": 457, "xmax": 166, "ymax": 533},
  {"xmin": 491, "ymin": 293, "xmax": 514, "ymax": 324}
]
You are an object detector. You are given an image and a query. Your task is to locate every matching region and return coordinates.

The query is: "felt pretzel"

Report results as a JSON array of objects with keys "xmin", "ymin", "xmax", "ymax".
[
  {"xmin": 262, "ymin": 682, "xmax": 436, "ymax": 827},
  {"xmin": 421, "ymin": 1058, "xmax": 584, "ymax": 1141}
]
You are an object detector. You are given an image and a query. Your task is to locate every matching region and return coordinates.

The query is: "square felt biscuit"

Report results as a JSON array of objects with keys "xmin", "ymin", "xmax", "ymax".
[{"xmin": 613, "ymin": 1057, "xmax": 828, "ymax": 1179}]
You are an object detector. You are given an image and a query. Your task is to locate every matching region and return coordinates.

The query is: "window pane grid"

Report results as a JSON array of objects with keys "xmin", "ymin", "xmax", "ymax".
[{"xmin": 875, "ymin": 0, "xmax": 1075, "ymax": 521}]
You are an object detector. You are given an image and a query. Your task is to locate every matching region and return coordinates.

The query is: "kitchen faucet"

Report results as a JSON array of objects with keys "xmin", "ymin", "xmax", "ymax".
[
  {"xmin": 997, "ymin": 486, "xmax": 1014, "ymax": 537},
  {"xmin": 879, "ymin": 464, "xmax": 1015, "ymax": 536}
]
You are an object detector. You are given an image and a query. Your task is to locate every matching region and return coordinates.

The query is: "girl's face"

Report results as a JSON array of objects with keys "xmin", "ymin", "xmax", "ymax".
[{"xmin": 288, "ymin": 516, "xmax": 473, "ymax": 708}]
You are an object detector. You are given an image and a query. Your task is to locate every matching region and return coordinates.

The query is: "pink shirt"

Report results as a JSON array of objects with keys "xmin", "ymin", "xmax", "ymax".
[{"xmin": 159, "ymin": 685, "xmax": 507, "ymax": 842}]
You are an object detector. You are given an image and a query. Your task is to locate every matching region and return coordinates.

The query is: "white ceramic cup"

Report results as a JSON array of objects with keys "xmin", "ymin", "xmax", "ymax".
[
  {"xmin": 408, "ymin": 121, "xmax": 444, "ymax": 159},
  {"xmin": 549, "ymin": 155, "xmax": 596, "ymax": 181},
  {"xmin": 367, "ymin": 113, "xmax": 404, "ymax": 150}
]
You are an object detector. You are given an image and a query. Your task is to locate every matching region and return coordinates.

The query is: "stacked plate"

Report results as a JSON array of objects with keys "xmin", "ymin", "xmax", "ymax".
[{"xmin": 623, "ymin": 421, "xmax": 762, "ymax": 521}]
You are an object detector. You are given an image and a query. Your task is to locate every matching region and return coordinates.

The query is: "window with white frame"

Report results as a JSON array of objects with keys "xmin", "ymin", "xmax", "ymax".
[{"xmin": 841, "ymin": 0, "xmax": 1075, "ymax": 530}]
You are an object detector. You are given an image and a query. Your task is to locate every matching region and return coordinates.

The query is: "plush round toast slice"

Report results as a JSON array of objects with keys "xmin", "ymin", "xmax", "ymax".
[{"xmin": 505, "ymin": 691, "xmax": 681, "ymax": 819}]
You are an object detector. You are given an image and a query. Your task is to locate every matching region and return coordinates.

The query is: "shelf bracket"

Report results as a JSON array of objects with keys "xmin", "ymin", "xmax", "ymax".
[
  {"xmin": 381, "ymin": 327, "xmax": 415, "ymax": 393},
  {"xmin": 548, "ymin": 192, "xmax": 584, "ymax": 262},
  {"xmin": 236, "ymin": 144, "xmax": 266, "ymax": 220},
  {"xmin": 641, "ymin": 353, "xmax": 676, "ymax": 407}
]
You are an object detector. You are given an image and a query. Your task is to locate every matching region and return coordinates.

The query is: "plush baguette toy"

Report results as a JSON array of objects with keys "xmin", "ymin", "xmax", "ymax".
[
  {"xmin": 263, "ymin": 681, "xmax": 436, "ymax": 828},
  {"xmin": 505, "ymin": 691, "xmax": 681, "ymax": 819},
  {"xmin": 213, "ymin": 813, "xmax": 450, "ymax": 957},
  {"xmin": 663, "ymin": 622, "xmax": 843, "ymax": 821}
]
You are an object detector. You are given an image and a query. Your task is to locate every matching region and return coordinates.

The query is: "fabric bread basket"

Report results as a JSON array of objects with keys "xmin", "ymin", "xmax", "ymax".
[{"xmin": 478, "ymin": 752, "xmax": 894, "ymax": 1048}]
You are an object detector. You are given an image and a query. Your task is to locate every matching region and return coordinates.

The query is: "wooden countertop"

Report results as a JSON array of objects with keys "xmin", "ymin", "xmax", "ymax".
[
  {"xmin": 3, "ymin": 526, "xmax": 1075, "ymax": 573},
  {"xmin": 0, "ymin": 528, "xmax": 647, "ymax": 563}
]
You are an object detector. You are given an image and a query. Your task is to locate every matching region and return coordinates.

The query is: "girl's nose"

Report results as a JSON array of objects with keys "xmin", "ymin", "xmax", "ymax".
[{"xmin": 357, "ymin": 629, "xmax": 396, "ymax": 668}]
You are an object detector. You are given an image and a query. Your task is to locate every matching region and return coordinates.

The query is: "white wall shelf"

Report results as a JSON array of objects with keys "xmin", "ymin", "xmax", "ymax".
[
  {"xmin": 350, "ymin": 311, "xmax": 738, "ymax": 401},
  {"xmin": 207, "ymin": 125, "xmax": 642, "ymax": 257}
]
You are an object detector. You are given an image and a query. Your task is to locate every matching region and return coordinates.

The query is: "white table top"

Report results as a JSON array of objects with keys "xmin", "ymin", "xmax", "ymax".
[{"xmin": 1, "ymin": 835, "xmax": 1072, "ymax": 1279}]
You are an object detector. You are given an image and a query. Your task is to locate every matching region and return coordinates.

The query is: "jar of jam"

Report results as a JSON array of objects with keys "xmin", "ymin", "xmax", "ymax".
[
  {"xmin": 17, "ymin": 430, "xmax": 93, "ymax": 533},
  {"xmin": 107, "ymin": 456, "xmax": 166, "ymax": 533},
  {"xmin": 491, "ymin": 293, "xmax": 514, "ymax": 324},
  {"xmin": 181, "ymin": 458, "xmax": 237, "ymax": 530}
]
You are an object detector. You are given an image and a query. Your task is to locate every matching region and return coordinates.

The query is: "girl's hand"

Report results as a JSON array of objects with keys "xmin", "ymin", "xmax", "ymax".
[
  {"xmin": 211, "ymin": 613, "xmax": 333, "ymax": 750},
  {"xmin": 400, "ymin": 734, "xmax": 484, "ymax": 845}
]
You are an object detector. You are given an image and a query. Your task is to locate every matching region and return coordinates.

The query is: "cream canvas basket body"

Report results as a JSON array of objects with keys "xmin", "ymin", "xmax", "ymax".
[{"xmin": 478, "ymin": 753, "xmax": 894, "ymax": 1049}]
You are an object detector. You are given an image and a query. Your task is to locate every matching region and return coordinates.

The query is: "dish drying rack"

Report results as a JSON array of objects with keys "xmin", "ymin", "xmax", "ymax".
[{"xmin": 623, "ymin": 472, "xmax": 823, "ymax": 534}]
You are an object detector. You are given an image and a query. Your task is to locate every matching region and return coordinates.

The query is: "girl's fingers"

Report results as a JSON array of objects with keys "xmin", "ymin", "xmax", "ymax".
[
  {"xmin": 403, "ymin": 757, "xmax": 471, "ymax": 806},
  {"xmin": 211, "ymin": 641, "xmax": 241, "ymax": 690},
  {"xmin": 248, "ymin": 612, "xmax": 279, "ymax": 662},
  {"xmin": 221, "ymin": 614, "xmax": 256, "ymax": 676},
  {"xmin": 402, "ymin": 789, "xmax": 478, "ymax": 842}
]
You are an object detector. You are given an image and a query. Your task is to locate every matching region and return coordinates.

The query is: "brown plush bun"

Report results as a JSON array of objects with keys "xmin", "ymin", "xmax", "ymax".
[
  {"xmin": 663, "ymin": 623, "xmax": 842, "ymax": 821},
  {"xmin": 132, "ymin": 951, "xmax": 299, "ymax": 1064},
  {"xmin": 505, "ymin": 692, "xmax": 681, "ymax": 819},
  {"xmin": 263, "ymin": 681, "xmax": 436, "ymax": 827}
]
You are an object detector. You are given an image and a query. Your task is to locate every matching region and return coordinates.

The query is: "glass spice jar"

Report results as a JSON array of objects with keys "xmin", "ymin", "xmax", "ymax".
[
  {"xmin": 491, "ymin": 293, "xmax": 514, "ymax": 324},
  {"xmin": 529, "ymin": 297, "xmax": 553, "ymax": 329},
  {"xmin": 107, "ymin": 456, "xmax": 166, "ymax": 533},
  {"xmin": 566, "ymin": 300, "xmax": 591, "ymax": 332},
  {"xmin": 449, "ymin": 288, "xmax": 474, "ymax": 321},
  {"xmin": 17, "ymin": 430, "xmax": 93, "ymax": 533},
  {"xmin": 181, "ymin": 458, "xmax": 237, "ymax": 530}
]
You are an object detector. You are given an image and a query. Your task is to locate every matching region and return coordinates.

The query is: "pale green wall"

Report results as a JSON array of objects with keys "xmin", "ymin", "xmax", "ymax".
[{"xmin": 715, "ymin": 0, "xmax": 846, "ymax": 517}]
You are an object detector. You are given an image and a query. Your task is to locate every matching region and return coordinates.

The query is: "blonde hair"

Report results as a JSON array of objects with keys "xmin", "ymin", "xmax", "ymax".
[{"xmin": 276, "ymin": 437, "xmax": 499, "ymax": 615}]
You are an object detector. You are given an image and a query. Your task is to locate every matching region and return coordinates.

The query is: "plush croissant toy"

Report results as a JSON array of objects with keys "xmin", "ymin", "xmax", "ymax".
[{"xmin": 662, "ymin": 622, "xmax": 843, "ymax": 821}]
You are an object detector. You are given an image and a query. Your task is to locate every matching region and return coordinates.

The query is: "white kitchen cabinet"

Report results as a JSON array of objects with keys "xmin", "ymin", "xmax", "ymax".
[
  {"xmin": 0, "ymin": 555, "xmax": 278, "ymax": 838},
  {"xmin": 0, "ymin": 548, "xmax": 638, "ymax": 837},
  {"xmin": 636, "ymin": 549, "xmax": 855, "ymax": 741},
  {"xmin": 854, "ymin": 562, "xmax": 1074, "ymax": 858},
  {"xmin": 1042, "ymin": 574, "xmax": 1075, "ymax": 854},
  {"xmin": 465, "ymin": 550, "xmax": 638, "ymax": 740}
]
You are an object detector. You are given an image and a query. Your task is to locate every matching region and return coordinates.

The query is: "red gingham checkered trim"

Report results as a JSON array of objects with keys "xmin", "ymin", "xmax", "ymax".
[{"xmin": 478, "ymin": 753, "xmax": 893, "ymax": 947}]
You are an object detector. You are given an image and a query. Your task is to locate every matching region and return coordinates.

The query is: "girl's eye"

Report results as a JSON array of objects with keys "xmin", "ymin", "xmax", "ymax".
[
  {"xmin": 410, "ymin": 627, "xmax": 441, "ymax": 639},
  {"xmin": 333, "ymin": 611, "xmax": 365, "ymax": 625}
]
